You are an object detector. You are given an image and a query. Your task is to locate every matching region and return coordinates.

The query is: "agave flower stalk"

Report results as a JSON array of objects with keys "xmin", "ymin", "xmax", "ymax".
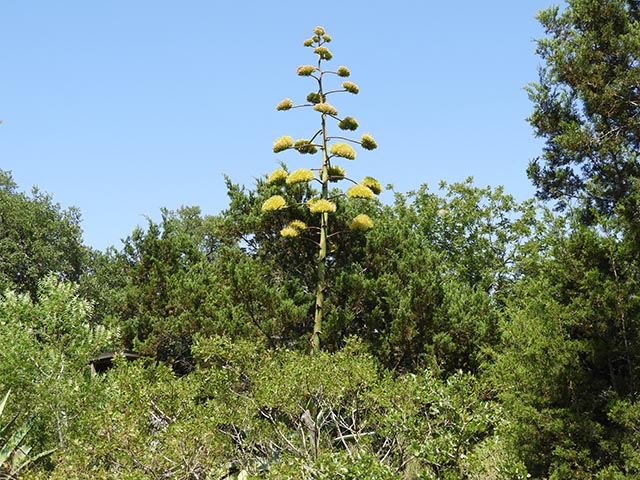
[{"xmin": 264, "ymin": 26, "xmax": 380, "ymax": 351}]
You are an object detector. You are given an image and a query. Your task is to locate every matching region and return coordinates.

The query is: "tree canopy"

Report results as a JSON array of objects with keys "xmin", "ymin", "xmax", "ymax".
[
  {"xmin": 0, "ymin": 170, "xmax": 87, "ymax": 298},
  {"xmin": 527, "ymin": 0, "xmax": 640, "ymax": 225}
]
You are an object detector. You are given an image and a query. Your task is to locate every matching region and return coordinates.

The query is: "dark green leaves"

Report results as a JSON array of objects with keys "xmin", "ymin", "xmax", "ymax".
[{"xmin": 528, "ymin": 0, "xmax": 640, "ymax": 222}]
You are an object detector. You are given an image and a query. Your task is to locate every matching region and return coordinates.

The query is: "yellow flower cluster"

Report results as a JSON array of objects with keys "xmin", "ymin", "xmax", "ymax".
[
  {"xmin": 361, "ymin": 176, "xmax": 382, "ymax": 195},
  {"xmin": 294, "ymin": 139, "xmax": 318, "ymax": 155},
  {"xmin": 281, "ymin": 219, "xmax": 308, "ymax": 238},
  {"xmin": 360, "ymin": 134, "xmax": 378, "ymax": 151},
  {"xmin": 346, "ymin": 184, "xmax": 375, "ymax": 199},
  {"xmin": 308, "ymin": 199, "xmax": 337, "ymax": 214},
  {"xmin": 313, "ymin": 103, "xmax": 338, "ymax": 116},
  {"xmin": 276, "ymin": 98, "xmax": 293, "ymax": 111},
  {"xmin": 262, "ymin": 195, "xmax": 287, "ymax": 212},
  {"xmin": 336, "ymin": 66, "xmax": 350, "ymax": 77},
  {"xmin": 342, "ymin": 81, "xmax": 359, "ymax": 94},
  {"xmin": 266, "ymin": 168, "xmax": 288, "ymax": 185},
  {"xmin": 338, "ymin": 117, "xmax": 359, "ymax": 131},
  {"xmin": 280, "ymin": 226, "xmax": 299, "ymax": 237},
  {"xmin": 297, "ymin": 65, "xmax": 316, "ymax": 76},
  {"xmin": 313, "ymin": 46, "xmax": 333, "ymax": 60},
  {"xmin": 327, "ymin": 165, "xmax": 346, "ymax": 181},
  {"xmin": 289, "ymin": 220, "xmax": 307, "ymax": 230},
  {"xmin": 349, "ymin": 214, "xmax": 374, "ymax": 232},
  {"xmin": 273, "ymin": 136, "xmax": 294, "ymax": 153},
  {"xmin": 306, "ymin": 92, "xmax": 322, "ymax": 104},
  {"xmin": 329, "ymin": 142, "xmax": 356, "ymax": 160},
  {"xmin": 286, "ymin": 168, "xmax": 315, "ymax": 185}
]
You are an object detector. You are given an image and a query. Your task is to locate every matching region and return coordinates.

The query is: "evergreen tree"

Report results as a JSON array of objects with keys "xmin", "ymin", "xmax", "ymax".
[
  {"xmin": 491, "ymin": 210, "xmax": 640, "ymax": 477},
  {"xmin": 527, "ymin": 0, "xmax": 640, "ymax": 226}
]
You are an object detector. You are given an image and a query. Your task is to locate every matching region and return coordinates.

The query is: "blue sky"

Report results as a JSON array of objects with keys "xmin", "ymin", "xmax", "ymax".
[{"xmin": 1, "ymin": 1, "xmax": 560, "ymax": 251}]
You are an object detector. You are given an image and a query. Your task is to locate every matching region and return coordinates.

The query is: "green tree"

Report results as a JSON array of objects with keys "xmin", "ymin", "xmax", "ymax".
[
  {"xmin": 527, "ymin": 0, "xmax": 640, "ymax": 224},
  {"xmin": 324, "ymin": 180, "xmax": 539, "ymax": 373},
  {"xmin": 517, "ymin": 2, "xmax": 640, "ymax": 474},
  {"xmin": 0, "ymin": 170, "xmax": 87, "ymax": 298},
  {"xmin": 214, "ymin": 175, "xmax": 538, "ymax": 372},
  {"xmin": 109, "ymin": 207, "xmax": 309, "ymax": 372},
  {"xmin": 262, "ymin": 26, "xmax": 380, "ymax": 351},
  {"xmin": 490, "ymin": 211, "xmax": 640, "ymax": 477}
]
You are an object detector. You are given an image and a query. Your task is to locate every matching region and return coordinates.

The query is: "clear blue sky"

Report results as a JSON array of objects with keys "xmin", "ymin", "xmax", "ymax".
[{"xmin": 1, "ymin": 1, "xmax": 560, "ymax": 251}]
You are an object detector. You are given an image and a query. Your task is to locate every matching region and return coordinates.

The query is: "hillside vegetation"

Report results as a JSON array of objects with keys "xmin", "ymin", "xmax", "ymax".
[{"xmin": 2, "ymin": 2, "xmax": 640, "ymax": 477}]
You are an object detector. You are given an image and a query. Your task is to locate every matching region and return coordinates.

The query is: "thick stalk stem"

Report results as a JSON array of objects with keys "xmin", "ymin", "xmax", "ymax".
[{"xmin": 312, "ymin": 113, "xmax": 329, "ymax": 352}]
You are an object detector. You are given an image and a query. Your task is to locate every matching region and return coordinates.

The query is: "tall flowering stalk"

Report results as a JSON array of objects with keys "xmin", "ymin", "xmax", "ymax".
[{"xmin": 262, "ymin": 27, "xmax": 380, "ymax": 351}]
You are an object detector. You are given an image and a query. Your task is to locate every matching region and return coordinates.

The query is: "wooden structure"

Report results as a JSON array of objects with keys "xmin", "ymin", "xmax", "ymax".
[{"xmin": 90, "ymin": 350, "xmax": 140, "ymax": 375}]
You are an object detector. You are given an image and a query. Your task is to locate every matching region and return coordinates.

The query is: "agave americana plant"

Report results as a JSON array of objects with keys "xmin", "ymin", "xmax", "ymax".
[{"xmin": 0, "ymin": 390, "xmax": 55, "ymax": 479}]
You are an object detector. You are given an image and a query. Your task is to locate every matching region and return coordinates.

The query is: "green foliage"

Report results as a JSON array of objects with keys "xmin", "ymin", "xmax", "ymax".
[
  {"xmin": 0, "ymin": 390, "xmax": 55, "ymax": 478},
  {"xmin": 115, "ymin": 208, "xmax": 208, "ymax": 371},
  {"xmin": 0, "ymin": 170, "xmax": 87, "ymax": 298},
  {"xmin": 5, "ymin": 8, "xmax": 640, "ymax": 478},
  {"xmin": 517, "ymin": 3, "xmax": 640, "ymax": 474},
  {"xmin": 21, "ymin": 336, "xmax": 496, "ymax": 478},
  {"xmin": 107, "ymin": 207, "xmax": 311, "ymax": 371},
  {"xmin": 324, "ymin": 180, "xmax": 539, "ymax": 372},
  {"xmin": 527, "ymin": 0, "xmax": 640, "ymax": 223},
  {"xmin": 49, "ymin": 359, "xmax": 224, "ymax": 480},
  {"xmin": 489, "ymin": 210, "xmax": 640, "ymax": 477},
  {"xmin": 209, "ymin": 176, "xmax": 537, "ymax": 372},
  {"xmin": 0, "ymin": 274, "xmax": 109, "ymax": 462},
  {"xmin": 606, "ymin": 399, "xmax": 640, "ymax": 476}
]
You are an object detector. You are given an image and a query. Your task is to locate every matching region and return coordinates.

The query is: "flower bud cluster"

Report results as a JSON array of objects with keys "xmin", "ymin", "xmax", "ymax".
[
  {"xmin": 349, "ymin": 214, "xmax": 374, "ymax": 231},
  {"xmin": 280, "ymin": 219, "xmax": 307, "ymax": 237},
  {"xmin": 308, "ymin": 198, "xmax": 337, "ymax": 214},
  {"xmin": 338, "ymin": 117, "xmax": 359, "ymax": 131},
  {"xmin": 329, "ymin": 143, "xmax": 356, "ymax": 160},
  {"xmin": 262, "ymin": 195, "xmax": 287, "ymax": 211},
  {"xmin": 267, "ymin": 168, "xmax": 288, "ymax": 185},
  {"xmin": 286, "ymin": 168, "xmax": 315, "ymax": 185}
]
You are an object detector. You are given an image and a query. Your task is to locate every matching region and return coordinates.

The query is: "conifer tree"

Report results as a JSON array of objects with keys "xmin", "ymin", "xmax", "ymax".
[
  {"xmin": 527, "ymin": 0, "xmax": 640, "ymax": 225},
  {"xmin": 262, "ymin": 27, "xmax": 380, "ymax": 350}
]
